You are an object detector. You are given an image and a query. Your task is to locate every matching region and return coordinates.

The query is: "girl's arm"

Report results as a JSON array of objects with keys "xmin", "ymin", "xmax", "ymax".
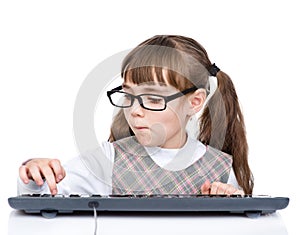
[{"xmin": 17, "ymin": 141, "xmax": 115, "ymax": 196}]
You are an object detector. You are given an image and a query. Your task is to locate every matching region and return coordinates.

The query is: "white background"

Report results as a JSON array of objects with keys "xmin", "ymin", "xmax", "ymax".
[{"xmin": 0, "ymin": 0, "xmax": 299, "ymax": 234}]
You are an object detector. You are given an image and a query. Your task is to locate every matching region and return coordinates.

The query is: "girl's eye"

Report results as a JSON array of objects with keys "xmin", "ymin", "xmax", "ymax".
[
  {"xmin": 124, "ymin": 94, "xmax": 132, "ymax": 100},
  {"xmin": 147, "ymin": 96, "xmax": 164, "ymax": 104}
]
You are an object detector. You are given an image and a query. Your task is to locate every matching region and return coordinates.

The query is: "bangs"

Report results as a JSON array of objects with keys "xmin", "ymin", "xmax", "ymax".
[
  {"xmin": 123, "ymin": 66, "xmax": 192, "ymax": 91},
  {"xmin": 121, "ymin": 44, "xmax": 209, "ymax": 90}
]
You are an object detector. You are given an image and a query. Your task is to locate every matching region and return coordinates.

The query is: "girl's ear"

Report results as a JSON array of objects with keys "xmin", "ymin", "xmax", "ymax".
[{"xmin": 187, "ymin": 89, "xmax": 207, "ymax": 115}]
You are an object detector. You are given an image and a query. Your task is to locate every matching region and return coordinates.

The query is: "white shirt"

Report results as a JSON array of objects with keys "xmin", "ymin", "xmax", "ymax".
[{"xmin": 17, "ymin": 136, "xmax": 239, "ymax": 195}]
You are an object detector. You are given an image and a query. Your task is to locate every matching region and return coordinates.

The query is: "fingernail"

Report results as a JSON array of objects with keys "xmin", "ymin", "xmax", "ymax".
[{"xmin": 57, "ymin": 175, "xmax": 63, "ymax": 182}]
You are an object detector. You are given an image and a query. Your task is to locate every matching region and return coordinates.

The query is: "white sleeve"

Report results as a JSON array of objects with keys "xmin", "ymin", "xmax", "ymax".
[
  {"xmin": 17, "ymin": 141, "xmax": 115, "ymax": 195},
  {"xmin": 227, "ymin": 168, "xmax": 242, "ymax": 190}
]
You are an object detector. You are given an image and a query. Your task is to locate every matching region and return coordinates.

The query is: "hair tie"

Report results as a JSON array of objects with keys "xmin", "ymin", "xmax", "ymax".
[{"xmin": 208, "ymin": 63, "xmax": 220, "ymax": 77}]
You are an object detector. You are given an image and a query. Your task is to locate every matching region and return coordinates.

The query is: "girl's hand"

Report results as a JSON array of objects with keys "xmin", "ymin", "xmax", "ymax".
[
  {"xmin": 200, "ymin": 180, "xmax": 244, "ymax": 195},
  {"xmin": 19, "ymin": 158, "xmax": 66, "ymax": 195}
]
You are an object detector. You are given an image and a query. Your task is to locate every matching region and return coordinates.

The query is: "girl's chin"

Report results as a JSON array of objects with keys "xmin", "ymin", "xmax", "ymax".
[{"xmin": 135, "ymin": 134, "xmax": 163, "ymax": 147}]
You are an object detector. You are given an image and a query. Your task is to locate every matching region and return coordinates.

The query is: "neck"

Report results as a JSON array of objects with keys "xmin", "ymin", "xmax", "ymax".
[{"xmin": 160, "ymin": 132, "xmax": 188, "ymax": 149}]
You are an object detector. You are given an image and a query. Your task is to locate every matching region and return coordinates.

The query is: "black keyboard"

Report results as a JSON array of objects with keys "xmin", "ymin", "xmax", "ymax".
[{"xmin": 8, "ymin": 194, "xmax": 289, "ymax": 218}]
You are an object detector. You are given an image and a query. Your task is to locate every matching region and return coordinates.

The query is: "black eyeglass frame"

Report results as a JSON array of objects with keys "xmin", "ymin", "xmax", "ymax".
[{"xmin": 107, "ymin": 85, "xmax": 201, "ymax": 111}]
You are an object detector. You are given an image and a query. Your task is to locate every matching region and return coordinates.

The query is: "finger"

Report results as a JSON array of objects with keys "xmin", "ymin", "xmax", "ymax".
[
  {"xmin": 200, "ymin": 180, "xmax": 211, "ymax": 194},
  {"xmin": 223, "ymin": 184, "xmax": 237, "ymax": 195},
  {"xmin": 216, "ymin": 183, "xmax": 233, "ymax": 195},
  {"xmin": 40, "ymin": 166, "xmax": 58, "ymax": 195},
  {"xmin": 29, "ymin": 165, "xmax": 46, "ymax": 186},
  {"xmin": 49, "ymin": 159, "xmax": 65, "ymax": 183},
  {"xmin": 210, "ymin": 182, "xmax": 221, "ymax": 194},
  {"xmin": 19, "ymin": 165, "xmax": 30, "ymax": 184},
  {"xmin": 233, "ymin": 189, "xmax": 245, "ymax": 196}
]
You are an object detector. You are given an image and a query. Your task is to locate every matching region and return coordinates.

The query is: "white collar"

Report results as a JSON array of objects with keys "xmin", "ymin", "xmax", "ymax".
[{"xmin": 144, "ymin": 135, "xmax": 206, "ymax": 170}]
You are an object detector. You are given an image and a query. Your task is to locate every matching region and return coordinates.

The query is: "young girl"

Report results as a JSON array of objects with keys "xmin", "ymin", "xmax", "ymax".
[{"xmin": 18, "ymin": 35, "xmax": 254, "ymax": 196}]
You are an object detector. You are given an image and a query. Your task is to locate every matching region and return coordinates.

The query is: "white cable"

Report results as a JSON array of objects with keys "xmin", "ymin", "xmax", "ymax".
[{"xmin": 93, "ymin": 206, "xmax": 98, "ymax": 235}]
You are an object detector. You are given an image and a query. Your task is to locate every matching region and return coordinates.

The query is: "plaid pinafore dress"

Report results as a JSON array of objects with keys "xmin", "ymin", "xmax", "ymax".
[{"xmin": 112, "ymin": 136, "xmax": 232, "ymax": 195}]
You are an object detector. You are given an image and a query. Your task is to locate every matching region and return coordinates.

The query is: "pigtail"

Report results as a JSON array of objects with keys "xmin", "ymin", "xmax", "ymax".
[
  {"xmin": 198, "ymin": 70, "xmax": 254, "ymax": 194},
  {"xmin": 108, "ymin": 109, "xmax": 133, "ymax": 142}
]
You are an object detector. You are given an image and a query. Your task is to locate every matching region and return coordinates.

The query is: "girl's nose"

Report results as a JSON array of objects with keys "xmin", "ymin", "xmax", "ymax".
[{"xmin": 130, "ymin": 99, "xmax": 145, "ymax": 117}]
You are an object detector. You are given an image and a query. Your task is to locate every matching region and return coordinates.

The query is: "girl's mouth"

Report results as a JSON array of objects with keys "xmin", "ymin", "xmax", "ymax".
[{"xmin": 134, "ymin": 126, "xmax": 149, "ymax": 130}]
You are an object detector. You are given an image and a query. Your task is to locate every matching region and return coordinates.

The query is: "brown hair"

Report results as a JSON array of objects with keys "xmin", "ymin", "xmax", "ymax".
[{"xmin": 108, "ymin": 35, "xmax": 254, "ymax": 194}]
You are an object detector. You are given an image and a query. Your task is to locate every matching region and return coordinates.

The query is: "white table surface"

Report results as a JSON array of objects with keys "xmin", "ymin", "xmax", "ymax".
[{"xmin": 7, "ymin": 210, "xmax": 288, "ymax": 235}]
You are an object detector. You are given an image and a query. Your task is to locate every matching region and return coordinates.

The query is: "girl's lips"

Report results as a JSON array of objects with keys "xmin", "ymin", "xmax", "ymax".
[{"xmin": 134, "ymin": 126, "xmax": 149, "ymax": 130}]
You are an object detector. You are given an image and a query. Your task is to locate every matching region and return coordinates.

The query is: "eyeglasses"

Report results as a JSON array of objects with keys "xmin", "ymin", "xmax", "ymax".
[{"xmin": 107, "ymin": 85, "xmax": 199, "ymax": 111}]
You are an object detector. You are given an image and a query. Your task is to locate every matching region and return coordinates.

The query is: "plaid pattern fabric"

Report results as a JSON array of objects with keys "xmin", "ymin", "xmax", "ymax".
[{"xmin": 112, "ymin": 136, "xmax": 232, "ymax": 195}]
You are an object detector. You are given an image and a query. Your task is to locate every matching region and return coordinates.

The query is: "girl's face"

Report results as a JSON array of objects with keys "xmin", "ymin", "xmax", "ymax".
[{"xmin": 122, "ymin": 81, "xmax": 193, "ymax": 149}]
